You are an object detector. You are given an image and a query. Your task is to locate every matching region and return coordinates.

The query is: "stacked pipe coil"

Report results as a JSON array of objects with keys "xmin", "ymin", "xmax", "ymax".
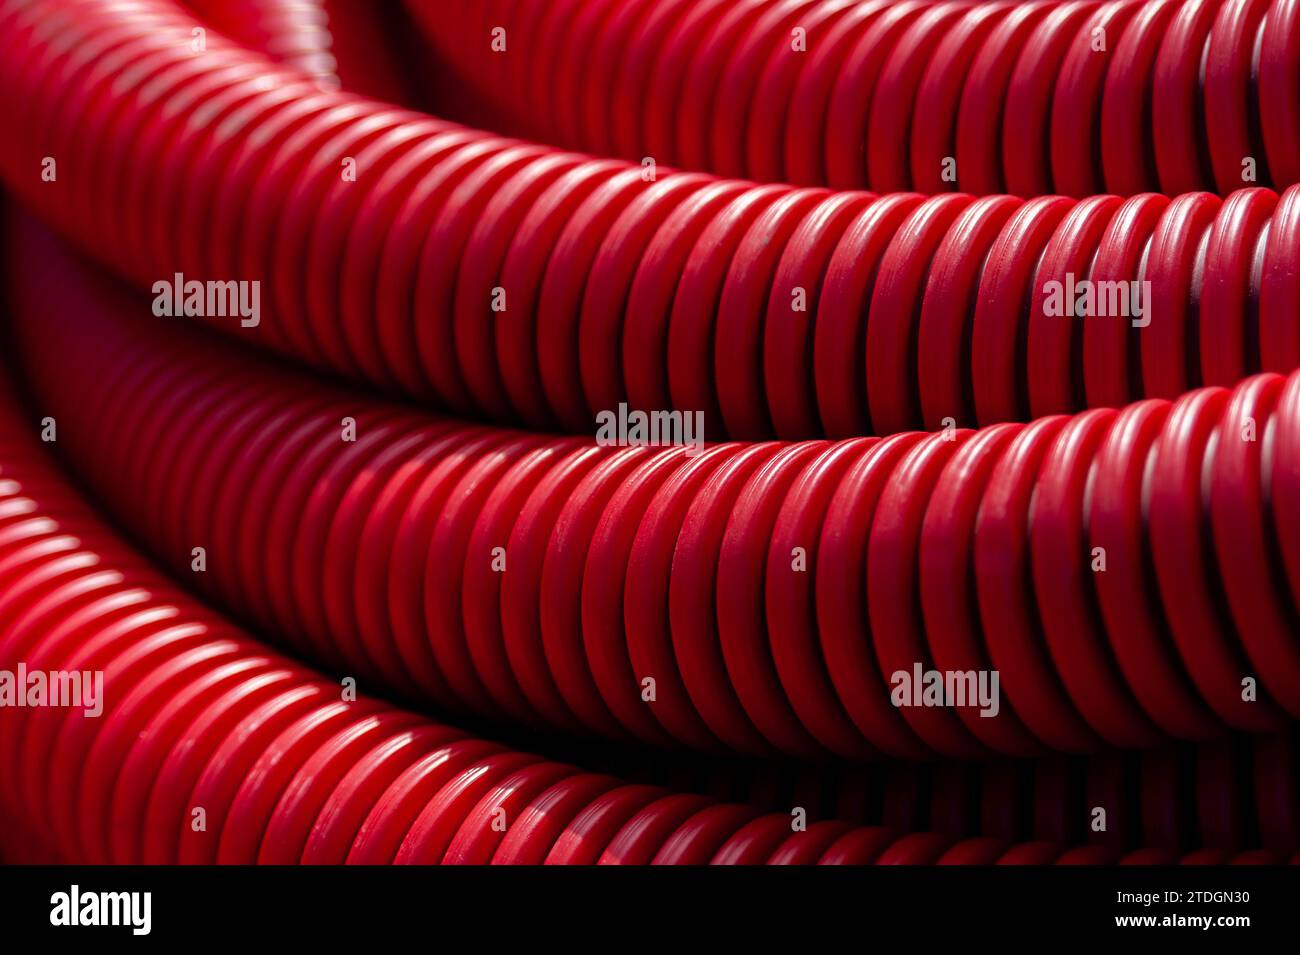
[
  {"xmin": 0, "ymin": 0, "xmax": 1298, "ymax": 865},
  {"xmin": 410, "ymin": 0, "xmax": 1300, "ymax": 197},
  {"xmin": 3, "ymin": 1, "xmax": 1299, "ymax": 439},
  {"xmin": 7, "ymin": 271, "xmax": 1295, "ymax": 862},
  {"xmin": 13, "ymin": 226, "xmax": 1300, "ymax": 763}
]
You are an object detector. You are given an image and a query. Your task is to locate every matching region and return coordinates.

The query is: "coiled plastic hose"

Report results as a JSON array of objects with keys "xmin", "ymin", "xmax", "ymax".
[
  {"xmin": 10, "ymin": 360, "xmax": 1294, "ymax": 864},
  {"xmin": 543, "ymin": 728, "xmax": 1300, "ymax": 855},
  {"xmin": 2, "ymin": 0, "xmax": 1298, "ymax": 440},
  {"xmin": 2, "ymin": 0, "xmax": 1299, "ymax": 866},
  {"xmin": 406, "ymin": 0, "xmax": 1300, "ymax": 196},
  {"xmin": 12, "ymin": 219, "xmax": 1300, "ymax": 764}
]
